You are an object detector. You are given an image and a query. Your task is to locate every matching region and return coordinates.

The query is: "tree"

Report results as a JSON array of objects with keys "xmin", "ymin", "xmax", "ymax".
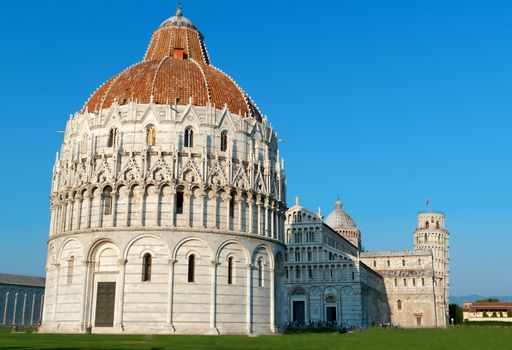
[
  {"xmin": 508, "ymin": 310, "xmax": 512, "ymax": 317},
  {"xmin": 475, "ymin": 298, "xmax": 499, "ymax": 302},
  {"xmin": 449, "ymin": 304, "xmax": 464, "ymax": 324}
]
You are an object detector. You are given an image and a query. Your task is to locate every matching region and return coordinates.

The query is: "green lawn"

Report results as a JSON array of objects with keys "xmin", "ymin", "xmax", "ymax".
[{"xmin": 0, "ymin": 327, "xmax": 510, "ymax": 350}]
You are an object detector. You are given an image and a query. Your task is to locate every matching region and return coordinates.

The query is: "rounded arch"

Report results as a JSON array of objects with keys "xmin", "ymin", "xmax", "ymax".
[
  {"xmin": 251, "ymin": 244, "xmax": 275, "ymax": 269},
  {"xmin": 57, "ymin": 238, "xmax": 85, "ymax": 262},
  {"xmin": 215, "ymin": 240, "xmax": 250, "ymax": 264},
  {"xmin": 122, "ymin": 233, "xmax": 169, "ymax": 260},
  {"xmin": 87, "ymin": 238, "xmax": 119, "ymax": 262},
  {"xmin": 290, "ymin": 286, "xmax": 307, "ymax": 296},
  {"xmin": 172, "ymin": 236, "xmax": 214, "ymax": 261}
]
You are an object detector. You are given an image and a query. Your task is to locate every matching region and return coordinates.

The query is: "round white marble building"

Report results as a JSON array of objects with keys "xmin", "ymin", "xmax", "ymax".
[{"xmin": 41, "ymin": 6, "xmax": 287, "ymax": 335}]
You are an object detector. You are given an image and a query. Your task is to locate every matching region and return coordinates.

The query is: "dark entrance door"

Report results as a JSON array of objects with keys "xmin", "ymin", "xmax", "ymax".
[
  {"xmin": 292, "ymin": 301, "xmax": 305, "ymax": 324},
  {"xmin": 95, "ymin": 282, "xmax": 116, "ymax": 327},
  {"xmin": 326, "ymin": 306, "xmax": 337, "ymax": 323}
]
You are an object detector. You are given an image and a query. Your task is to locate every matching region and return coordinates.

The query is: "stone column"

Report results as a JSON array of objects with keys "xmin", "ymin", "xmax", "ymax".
[
  {"xmin": 139, "ymin": 187, "xmax": 145, "ymax": 227},
  {"xmin": 211, "ymin": 192, "xmax": 218, "ymax": 229},
  {"xmin": 264, "ymin": 199, "xmax": 270, "ymax": 237},
  {"xmin": 30, "ymin": 294, "xmax": 35, "ymax": 325},
  {"xmin": 237, "ymin": 194, "xmax": 243, "ymax": 232},
  {"xmin": 79, "ymin": 260, "xmax": 91, "ymax": 330},
  {"xmin": 270, "ymin": 267, "xmax": 275, "ymax": 333},
  {"xmin": 13, "ymin": 292, "xmax": 18, "ymax": 324},
  {"xmin": 270, "ymin": 203, "xmax": 275, "ymax": 240},
  {"xmin": 167, "ymin": 259, "xmax": 176, "ymax": 331},
  {"xmin": 21, "ymin": 293, "xmax": 27, "ymax": 325},
  {"xmin": 67, "ymin": 199, "xmax": 74, "ymax": 232},
  {"xmin": 184, "ymin": 190, "xmax": 192, "ymax": 228},
  {"xmin": 110, "ymin": 191, "xmax": 118, "ymax": 227},
  {"xmin": 52, "ymin": 264, "xmax": 61, "ymax": 319},
  {"xmin": 86, "ymin": 193, "xmax": 93, "ymax": 229},
  {"xmin": 246, "ymin": 264, "xmax": 252, "ymax": 334},
  {"xmin": 169, "ymin": 189, "xmax": 176, "ymax": 228},
  {"xmin": 224, "ymin": 193, "xmax": 231, "ymax": 231},
  {"xmin": 114, "ymin": 259, "xmax": 127, "ymax": 330},
  {"xmin": 256, "ymin": 196, "xmax": 262, "ymax": 236},
  {"xmin": 199, "ymin": 192, "xmax": 206, "ymax": 228},
  {"xmin": 210, "ymin": 260, "xmax": 220, "ymax": 334},
  {"xmin": 76, "ymin": 196, "xmax": 83, "ymax": 230},
  {"xmin": 248, "ymin": 197, "xmax": 254, "ymax": 234},
  {"xmin": 48, "ymin": 206, "xmax": 56, "ymax": 236},
  {"xmin": 2, "ymin": 292, "xmax": 9, "ymax": 325}
]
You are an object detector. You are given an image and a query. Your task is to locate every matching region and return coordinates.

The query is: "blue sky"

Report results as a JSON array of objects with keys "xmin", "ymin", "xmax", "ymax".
[{"xmin": 0, "ymin": 0, "xmax": 510, "ymax": 296}]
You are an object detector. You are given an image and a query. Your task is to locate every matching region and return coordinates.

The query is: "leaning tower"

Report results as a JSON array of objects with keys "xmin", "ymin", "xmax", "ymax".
[{"xmin": 413, "ymin": 211, "xmax": 450, "ymax": 323}]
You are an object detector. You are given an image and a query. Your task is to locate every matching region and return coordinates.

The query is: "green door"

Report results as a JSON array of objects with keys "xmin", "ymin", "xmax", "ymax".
[{"xmin": 95, "ymin": 282, "xmax": 116, "ymax": 327}]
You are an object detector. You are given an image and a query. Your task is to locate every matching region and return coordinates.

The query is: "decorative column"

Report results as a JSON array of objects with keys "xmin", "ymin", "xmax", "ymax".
[
  {"xmin": 13, "ymin": 292, "xmax": 18, "ymax": 324},
  {"xmin": 264, "ymin": 198, "xmax": 270, "ymax": 237},
  {"xmin": 21, "ymin": 293, "xmax": 27, "ymax": 325},
  {"xmin": 256, "ymin": 195, "xmax": 262, "ymax": 236},
  {"xmin": 30, "ymin": 294, "xmax": 35, "ymax": 325},
  {"xmin": 270, "ymin": 267, "xmax": 275, "ymax": 333},
  {"xmin": 184, "ymin": 190, "xmax": 192, "ymax": 228},
  {"xmin": 270, "ymin": 203, "xmax": 275, "ymax": 239},
  {"xmin": 169, "ymin": 189, "xmax": 176, "ymax": 228},
  {"xmin": 167, "ymin": 259, "xmax": 176, "ymax": 331},
  {"xmin": 86, "ymin": 193, "xmax": 93, "ymax": 229},
  {"xmin": 209, "ymin": 191, "xmax": 217, "ymax": 229},
  {"xmin": 248, "ymin": 196, "xmax": 254, "ymax": 234},
  {"xmin": 76, "ymin": 195, "xmax": 83, "ymax": 230},
  {"xmin": 224, "ymin": 193, "xmax": 231, "ymax": 231},
  {"xmin": 2, "ymin": 292, "xmax": 8, "ymax": 325},
  {"xmin": 200, "ymin": 192, "xmax": 206, "ymax": 228},
  {"xmin": 210, "ymin": 260, "xmax": 220, "ymax": 334},
  {"xmin": 110, "ymin": 191, "xmax": 118, "ymax": 227},
  {"xmin": 114, "ymin": 259, "xmax": 127, "ymax": 330},
  {"xmin": 67, "ymin": 199, "xmax": 74, "ymax": 231},
  {"xmin": 237, "ymin": 193, "xmax": 243, "ymax": 232},
  {"xmin": 79, "ymin": 260, "xmax": 91, "ymax": 331},
  {"xmin": 246, "ymin": 264, "xmax": 252, "ymax": 334},
  {"xmin": 138, "ymin": 187, "xmax": 145, "ymax": 227}
]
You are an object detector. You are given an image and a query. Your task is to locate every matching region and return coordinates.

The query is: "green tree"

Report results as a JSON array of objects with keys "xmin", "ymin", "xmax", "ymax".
[
  {"xmin": 449, "ymin": 304, "xmax": 464, "ymax": 324},
  {"xmin": 508, "ymin": 310, "xmax": 512, "ymax": 317},
  {"xmin": 476, "ymin": 298, "xmax": 499, "ymax": 302}
]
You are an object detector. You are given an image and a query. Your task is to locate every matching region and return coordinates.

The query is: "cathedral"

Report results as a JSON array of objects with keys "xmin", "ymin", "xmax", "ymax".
[{"xmin": 40, "ymin": 6, "xmax": 449, "ymax": 334}]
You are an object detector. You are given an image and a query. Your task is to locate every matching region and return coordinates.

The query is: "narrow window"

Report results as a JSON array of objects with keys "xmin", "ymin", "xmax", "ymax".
[
  {"xmin": 229, "ymin": 196, "xmax": 235, "ymax": 218},
  {"xmin": 413, "ymin": 278, "xmax": 416, "ymax": 287},
  {"xmin": 422, "ymin": 278, "xmax": 425, "ymax": 286},
  {"xmin": 228, "ymin": 257, "xmax": 233, "ymax": 285},
  {"xmin": 394, "ymin": 278, "xmax": 398, "ymax": 287},
  {"xmin": 220, "ymin": 131, "xmax": 228, "ymax": 152},
  {"xmin": 373, "ymin": 260, "xmax": 376, "ymax": 268},
  {"xmin": 425, "ymin": 221, "xmax": 429, "ymax": 228},
  {"xmin": 142, "ymin": 253, "xmax": 152, "ymax": 282},
  {"xmin": 146, "ymin": 125, "xmax": 156, "ymax": 146},
  {"xmin": 308, "ymin": 267, "xmax": 312, "ymax": 279},
  {"xmin": 258, "ymin": 259, "xmax": 263, "ymax": 287},
  {"xmin": 352, "ymin": 271, "xmax": 355, "ymax": 281},
  {"xmin": 67, "ymin": 256, "xmax": 74, "ymax": 284},
  {"xmin": 184, "ymin": 127, "xmax": 194, "ymax": 148},
  {"xmin": 418, "ymin": 258, "xmax": 422, "ymax": 265},
  {"xmin": 103, "ymin": 186, "xmax": 113, "ymax": 215},
  {"xmin": 188, "ymin": 254, "xmax": 195, "ymax": 283},
  {"xmin": 397, "ymin": 299, "xmax": 402, "ymax": 310},
  {"xmin": 307, "ymin": 251, "xmax": 312, "ymax": 261},
  {"xmin": 403, "ymin": 278, "xmax": 407, "ymax": 287},
  {"xmin": 176, "ymin": 190, "xmax": 184, "ymax": 214},
  {"xmin": 402, "ymin": 259, "xmax": 405, "ymax": 267},
  {"xmin": 295, "ymin": 267, "xmax": 300, "ymax": 279},
  {"xmin": 107, "ymin": 128, "xmax": 117, "ymax": 148},
  {"xmin": 387, "ymin": 260, "xmax": 390, "ymax": 267}
]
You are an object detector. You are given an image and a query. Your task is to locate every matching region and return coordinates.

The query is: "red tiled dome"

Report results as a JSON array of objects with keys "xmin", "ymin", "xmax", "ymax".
[{"xmin": 83, "ymin": 9, "xmax": 261, "ymax": 121}]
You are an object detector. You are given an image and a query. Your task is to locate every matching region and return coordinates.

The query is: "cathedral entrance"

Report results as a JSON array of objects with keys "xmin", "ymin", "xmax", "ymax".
[
  {"xmin": 95, "ymin": 282, "xmax": 116, "ymax": 327},
  {"xmin": 326, "ymin": 306, "xmax": 337, "ymax": 323},
  {"xmin": 292, "ymin": 301, "xmax": 305, "ymax": 324}
]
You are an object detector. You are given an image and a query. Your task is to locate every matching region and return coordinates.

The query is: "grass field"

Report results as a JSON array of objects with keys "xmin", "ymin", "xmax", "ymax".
[{"xmin": 0, "ymin": 327, "xmax": 510, "ymax": 350}]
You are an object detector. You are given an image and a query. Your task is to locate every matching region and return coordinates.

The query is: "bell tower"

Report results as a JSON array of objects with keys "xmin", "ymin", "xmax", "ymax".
[{"xmin": 414, "ymin": 211, "xmax": 450, "ymax": 323}]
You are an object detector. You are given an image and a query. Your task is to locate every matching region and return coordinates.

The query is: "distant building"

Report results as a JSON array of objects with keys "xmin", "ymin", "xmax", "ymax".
[
  {"xmin": 463, "ymin": 302, "xmax": 512, "ymax": 322},
  {"xmin": 0, "ymin": 274, "xmax": 45, "ymax": 327}
]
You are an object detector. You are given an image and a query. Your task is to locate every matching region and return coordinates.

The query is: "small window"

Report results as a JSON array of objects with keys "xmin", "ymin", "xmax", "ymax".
[
  {"xmin": 258, "ymin": 259, "xmax": 264, "ymax": 287},
  {"xmin": 422, "ymin": 278, "xmax": 425, "ymax": 286},
  {"xmin": 397, "ymin": 299, "xmax": 402, "ymax": 310},
  {"xmin": 402, "ymin": 259, "xmax": 405, "ymax": 267},
  {"xmin": 403, "ymin": 279, "xmax": 407, "ymax": 287},
  {"xmin": 176, "ymin": 190, "xmax": 184, "ymax": 214},
  {"xmin": 351, "ymin": 272, "xmax": 355, "ymax": 281},
  {"xmin": 413, "ymin": 278, "xmax": 416, "ymax": 287},
  {"xmin": 107, "ymin": 128, "xmax": 117, "ymax": 148},
  {"xmin": 188, "ymin": 254, "xmax": 195, "ymax": 283},
  {"xmin": 103, "ymin": 187, "xmax": 113, "ymax": 215},
  {"xmin": 308, "ymin": 267, "xmax": 312, "ymax": 279},
  {"xmin": 184, "ymin": 127, "xmax": 194, "ymax": 148},
  {"xmin": 142, "ymin": 253, "xmax": 152, "ymax": 282},
  {"xmin": 307, "ymin": 251, "xmax": 312, "ymax": 261},
  {"xmin": 228, "ymin": 257, "xmax": 234, "ymax": 285},
  {"xmin": 67, "ymin": 256, "xmax": 74, "ymax": 284},
  {"xmin": 373, "ymin": 260, "xmax": 376, "ymax": 268},
  {"xmin": 387, "ymin": 260, "xmax": 390, "ymax": 267},
  {"xmin": 425, "ymin": 221, "xmax": 429, "ymax": 228},
  {"xmin": 296, "ymin": 268, "xmax": 301, "ymax": 279},
  {"xmin": 220, "ymin": 131, "xmax": 228, "ymax": 152},
  {"xmin": 146, "ymin": 125, "xmax": 156, "ymax": 146},
  {"xmin": 394, "ymin": 278, "xmax": 398, "ymax": 287},
  {"xmin": 229, "ymin": 196, "xmax": 235, "ymax": 219}
]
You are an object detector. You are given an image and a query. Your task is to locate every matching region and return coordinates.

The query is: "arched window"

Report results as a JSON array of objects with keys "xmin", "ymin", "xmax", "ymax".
[
  {"xmin": 397, "ymin": 299, "xmax": 402, "ymax": 310},
  {"xmin": 67, "ymin": 256, "xmax": 74, "ymax": 284},
  {"xmin": 188, "ymin": 254, "xmax": 195, "ymax": 283},
  {"xmin": 425, "ymin": 221, "xmax": 429, "ymax": 228},
  {"xmin": 103, "ymin": 186, "xmax": 113, "ymax": 215},
  {"xmin": 228, "ymin": 257, "xmax": 234, "ymax": 285},
  {"xmin": 176, "ymin": 189, "xmax": 184, "ymax": 214},
  {"xmin": 229, "ymin": 196, "xmax": 235, "ymax": 219},
  {"xmin": 257, "ymin": 259, "xmax": 263, "ymax": 287},
  {"xmin": 107, "ymin": 128, "xmax": 117, "ymax": 148},
  {"xmin": 394, "ymin": 278, "xmax": 398, "ymax": 287},
  {"xmin": 184, "ymin": 127, "xmax": 194, "ymax": 148},
  {"xmin": 436, "ymin": 221, "xmax": 440, "ymax": 229},
  {"xmin": 402, "ymin": 259, "xmax": 405, "ymax": 267},
  {"xmin": 413, "ymin": 278, "xmax": 416, "ymax": 287},
  {"xmin": 422, "ymin": 278, "xmax": 425, "ymax": 286},
  {"xmin": 373, "ymin": 260, "xmax": 377, "ymax": 268},
  {"xmin": 220, "ymin": 131, "xmax": 228, "ymax": 152},
  {"xmin": 146, "ymin": 125, "xmax": 156, "ymax": 146},
  {"xmin": 142, "ymin": 253, "xmax": 152, "ymax": 282}
]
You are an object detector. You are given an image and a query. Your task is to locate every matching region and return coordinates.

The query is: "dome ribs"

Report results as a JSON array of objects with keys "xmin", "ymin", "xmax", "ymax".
[{"xmin": 189, "ymin": 58, "xmax": 211, "ymax": 105}]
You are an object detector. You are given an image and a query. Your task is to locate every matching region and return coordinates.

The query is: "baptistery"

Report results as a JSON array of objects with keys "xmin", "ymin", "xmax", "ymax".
[{"xmin": 41, "ymin": 6, "xmax": 286, "ymax": 335}]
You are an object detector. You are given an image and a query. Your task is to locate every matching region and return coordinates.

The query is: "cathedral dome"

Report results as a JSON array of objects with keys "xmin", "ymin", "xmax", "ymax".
[
  {"xmin": 83, "ymin": 6, "xmax": 261, "ymax": 121},
  {"xmin": 325, "ymin": 199, "xmax": 357, "ymax": 230}
]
